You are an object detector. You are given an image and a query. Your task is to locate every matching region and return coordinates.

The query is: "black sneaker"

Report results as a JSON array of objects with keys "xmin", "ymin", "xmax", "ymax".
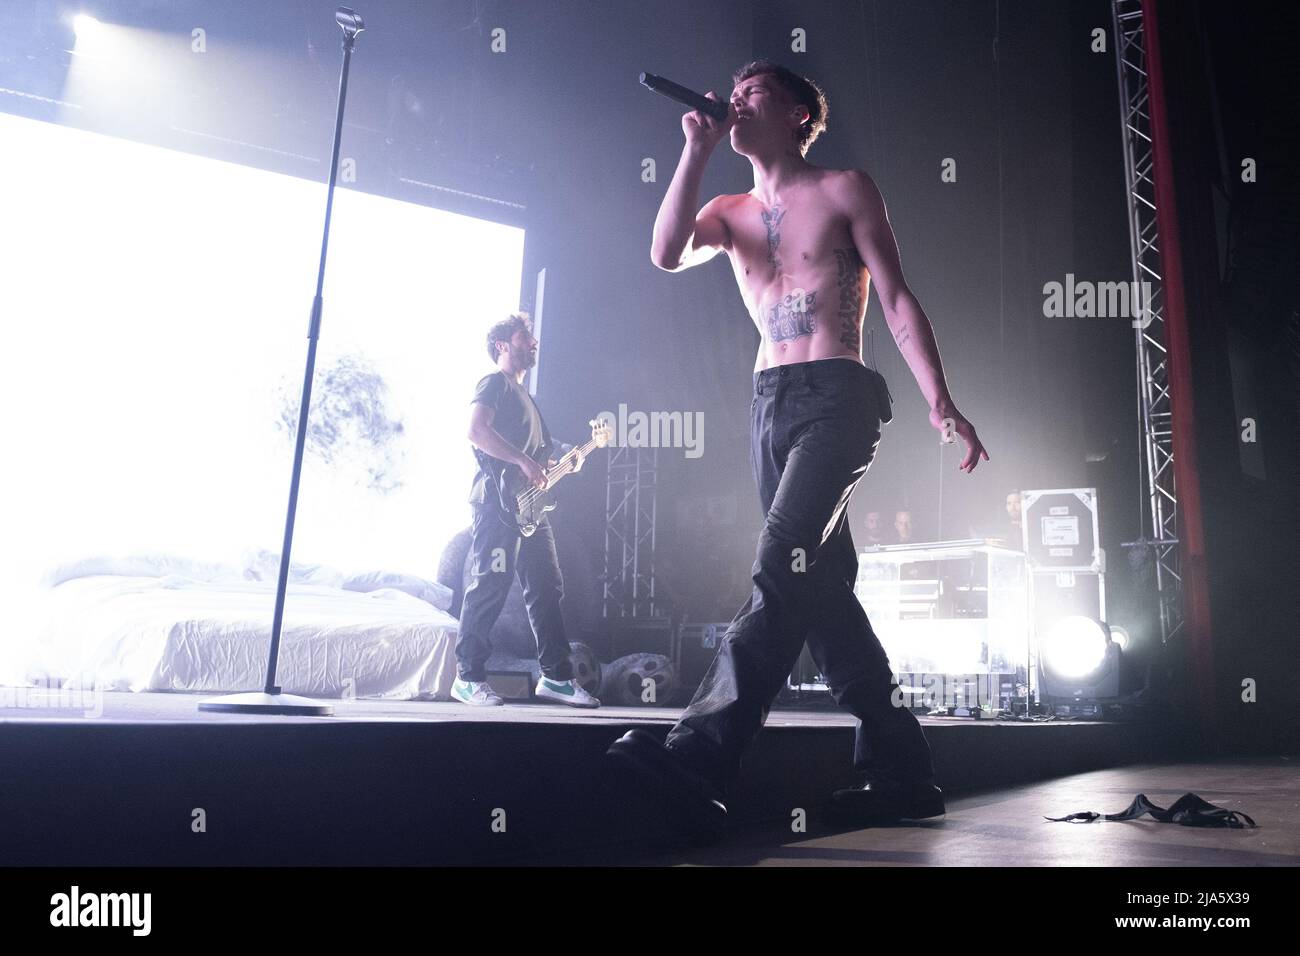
[
  {"xmin": 828, "ymin": 778, "xmax": 947, "ymax": 824},
  {"xmin": 605, "ymin": 729, "xmax": 728, "ymax": 844}
]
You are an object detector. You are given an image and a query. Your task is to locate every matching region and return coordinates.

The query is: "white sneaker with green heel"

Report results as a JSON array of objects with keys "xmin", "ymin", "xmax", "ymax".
[
  {"xmin": 451, "ymin": 678, "xmax": 504, "ymax": 706},
  {"xmin": 535, "ymin": 676, "xmax": 600, "ymax": 708}
]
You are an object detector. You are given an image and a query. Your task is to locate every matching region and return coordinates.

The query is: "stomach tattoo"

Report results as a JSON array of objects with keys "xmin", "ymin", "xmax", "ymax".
[{"xmin": 766, "ymin": 288, "xmax": 818, "ymax": 343}]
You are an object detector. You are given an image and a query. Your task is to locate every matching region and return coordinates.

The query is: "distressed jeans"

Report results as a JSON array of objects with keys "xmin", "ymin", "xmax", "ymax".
[{"xmin": 665, "ymin": 357, "xmax": 935, "ymax": 793}]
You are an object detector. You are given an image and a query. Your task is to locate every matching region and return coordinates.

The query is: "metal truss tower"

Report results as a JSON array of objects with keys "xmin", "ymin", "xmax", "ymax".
[
  {"xmin": 1112, "ymin": 0, "xmax": 1182, "ymax": 643},
  {"xmin": 602, "ymin": 446, "xmax": 659, "ymax": 618}
]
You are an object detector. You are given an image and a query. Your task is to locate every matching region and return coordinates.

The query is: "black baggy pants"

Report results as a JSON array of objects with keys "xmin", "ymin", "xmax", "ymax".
[
  {"xmin": 455, "ymin": 503, "xmax": 575, "ymax": 683},
  {"xmin": 665, "ymin": 357, "xmax": 935, "ymax": 794}
]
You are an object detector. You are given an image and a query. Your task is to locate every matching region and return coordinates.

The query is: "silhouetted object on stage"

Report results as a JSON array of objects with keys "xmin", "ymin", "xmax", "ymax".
[{"xmin": 601, "ymin": 653, "xmax": 678, "ymax": 706}]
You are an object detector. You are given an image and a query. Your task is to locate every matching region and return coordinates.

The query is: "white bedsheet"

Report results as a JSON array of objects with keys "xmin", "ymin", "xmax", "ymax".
[{"xmin": 24, "ymin": 574, "xmax": 458, "ymax": 700}]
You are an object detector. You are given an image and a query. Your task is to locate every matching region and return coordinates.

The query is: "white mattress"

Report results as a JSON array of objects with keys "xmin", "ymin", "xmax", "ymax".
[{"xmin": 25, "ymin": 574, "xmax": 458, "ymax": 700}]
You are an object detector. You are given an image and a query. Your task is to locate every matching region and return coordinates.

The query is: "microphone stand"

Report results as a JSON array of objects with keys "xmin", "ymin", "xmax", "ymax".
[{"xmin": 199, "ymin": 7, "xmax": 366, "ymax": 716}]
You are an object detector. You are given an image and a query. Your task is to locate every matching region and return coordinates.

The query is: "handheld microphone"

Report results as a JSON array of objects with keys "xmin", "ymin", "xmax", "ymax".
[{"xmin": 639, "ymin": 72, "xmax": 730, "ymax": 122}]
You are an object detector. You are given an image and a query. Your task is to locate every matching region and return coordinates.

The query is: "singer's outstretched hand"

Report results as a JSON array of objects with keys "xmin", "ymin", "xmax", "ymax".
[{"xmin": 682, "ymin": 91, "xmax": 735, "ymax": 151}]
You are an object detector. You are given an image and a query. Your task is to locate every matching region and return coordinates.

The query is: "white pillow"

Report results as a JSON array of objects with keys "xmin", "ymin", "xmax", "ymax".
[
  {"xmin": 41, "ymin": 552, "xmax": 241, "ymax": 588},
  {"xmin": 342, "ymin": 569, "xmax": 452, "ymax": 612},
  {"xmin": 241, "ymin": 548, "xmax": 346, "ymax": 589}
]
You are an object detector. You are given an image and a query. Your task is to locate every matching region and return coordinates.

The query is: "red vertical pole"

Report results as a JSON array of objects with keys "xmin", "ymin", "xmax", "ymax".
[{"xmin": 1141, "ymin": 0, "xmax": 1217, "ymax": 744}]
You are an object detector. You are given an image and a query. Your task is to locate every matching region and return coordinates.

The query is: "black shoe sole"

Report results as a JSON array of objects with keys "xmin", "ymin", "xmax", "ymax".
[{"xmin": 605, "ymin": 730, "xmax": 727, "ymax": 845}]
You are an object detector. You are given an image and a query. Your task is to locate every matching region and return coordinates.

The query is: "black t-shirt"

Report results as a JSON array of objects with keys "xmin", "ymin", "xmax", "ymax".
[{"xmin": 468, "ymin": 370, "xmax": 551, "ymax": 506}]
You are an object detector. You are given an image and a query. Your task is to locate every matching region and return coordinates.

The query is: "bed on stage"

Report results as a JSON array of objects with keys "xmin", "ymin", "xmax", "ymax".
[{"xmin": 19, "ymin": 553, "xmax": 458, "ymax": 701}]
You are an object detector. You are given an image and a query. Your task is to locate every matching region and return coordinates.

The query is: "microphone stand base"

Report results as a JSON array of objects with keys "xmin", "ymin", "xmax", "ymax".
[{"xmin": 197, "ymin": 691, "xmax": 334, "ymax": 716}]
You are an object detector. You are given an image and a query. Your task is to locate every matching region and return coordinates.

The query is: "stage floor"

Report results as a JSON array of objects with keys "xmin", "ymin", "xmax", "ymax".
[
  {"xmin": 0, "ymin": 686, "xmax": 870, "ymax": 725},
  {"xmin": 608, "ymin": 758, "xmax": 1299, "ymax": 867},
  {"xmin": 0, "ymin": 685, "xmax": 1112, "ymax": 728},
  {"xmin": 0, "ymin": 684, "xmax": 1213, "ymax": 865}
]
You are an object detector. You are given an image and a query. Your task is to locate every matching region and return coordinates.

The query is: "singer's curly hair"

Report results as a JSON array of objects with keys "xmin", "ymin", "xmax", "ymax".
[
  {"xmin": 486, "ymin": 311, "xmax": 533, "ymax": 362},
  {"xmin": 731, "ymin": 59, "xmax": 828, "ymax": 156}
]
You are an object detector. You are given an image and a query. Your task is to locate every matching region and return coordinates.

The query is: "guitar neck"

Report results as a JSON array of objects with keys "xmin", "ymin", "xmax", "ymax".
[{"xmin": 543, "ymin": 436, "xmax": 601, "ymax": 484}]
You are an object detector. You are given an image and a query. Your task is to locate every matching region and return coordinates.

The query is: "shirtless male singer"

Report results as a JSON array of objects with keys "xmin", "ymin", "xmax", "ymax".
[{"xmin": 607, "ymin": 59, "xmax": 989, "ymax": 840}]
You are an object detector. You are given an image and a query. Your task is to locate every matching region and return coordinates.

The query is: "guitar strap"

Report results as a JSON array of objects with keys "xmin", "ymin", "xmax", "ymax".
[{"xmin": 527, "ymin": 390, "xmax": 555, "ymax": 463}]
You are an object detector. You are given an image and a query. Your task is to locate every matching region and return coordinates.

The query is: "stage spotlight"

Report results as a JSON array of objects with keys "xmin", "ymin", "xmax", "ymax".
[
  {"xmin": 1038, "ymin": 615, "xmax": 1121, "ymax": 703},
  {"xmin": 1043, "ymin": 615, "xmax": 1108, "ymax": 678},
  {"xmin": 72, "ymin": 14, "xmax": 102, "ymax": 40},
  {"xmin": 69, "ymin": 13, "xmax": 112, "ymax": 55},
  {"xmin": 1108, "ymin": 623, "xmax": 1131, "ymax": 653}
]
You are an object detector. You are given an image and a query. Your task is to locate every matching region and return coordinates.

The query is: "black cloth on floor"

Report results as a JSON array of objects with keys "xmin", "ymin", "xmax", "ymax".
[{"xmin": 1046, "ymin": 792, "xmax": 1256, "ymax": 828}]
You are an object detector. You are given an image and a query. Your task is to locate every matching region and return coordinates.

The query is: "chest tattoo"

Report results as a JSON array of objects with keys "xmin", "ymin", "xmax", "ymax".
[{"xmin": 761, "ymin": 205, "xmax": 786, "ymax": 272}]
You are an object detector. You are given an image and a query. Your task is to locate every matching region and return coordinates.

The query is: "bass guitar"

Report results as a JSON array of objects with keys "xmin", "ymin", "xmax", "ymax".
[{"xmin": 479, "ymin": 418, "xmax": 612, "ymax": 536}]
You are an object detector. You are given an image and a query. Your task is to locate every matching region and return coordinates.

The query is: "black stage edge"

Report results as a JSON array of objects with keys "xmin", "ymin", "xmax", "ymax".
[{"xmin": 0, "ymin": 694, "xmax": 1195, "ymax": 865}]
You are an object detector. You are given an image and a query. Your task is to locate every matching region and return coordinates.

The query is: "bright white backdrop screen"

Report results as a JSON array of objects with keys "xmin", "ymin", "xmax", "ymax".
[{"xmin": 0, "ymin": 111, "xmax": 525, "ymax": 598}]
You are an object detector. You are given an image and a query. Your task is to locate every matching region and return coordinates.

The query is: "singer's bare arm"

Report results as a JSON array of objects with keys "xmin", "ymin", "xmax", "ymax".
[
  {"xmin": 837, "ymin": 169, "xmax": 988, "ymax": 472},
  {"xmin": 652, "ymin": 152, "xmax": 733, "ymax": 271},
  {"xmin": 834, "ymin": 171, "xmax": 952, "ymax": 415},
  {"xmin": 651, "ymin": 91, "xmax": 737, "ymax": 271}
]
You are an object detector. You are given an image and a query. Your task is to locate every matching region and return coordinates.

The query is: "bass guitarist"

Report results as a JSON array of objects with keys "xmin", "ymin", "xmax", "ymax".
[{"xmin": 455, "ymin": 311, "xmax": 600, "ymax": 708}]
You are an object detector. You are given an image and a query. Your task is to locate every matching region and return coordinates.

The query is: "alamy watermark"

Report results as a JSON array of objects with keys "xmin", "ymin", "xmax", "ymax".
[
  {"xmin": 1043, "ymin": 273, "xmax": 1155, "ymax": 328},
  {"xmin": 0, "ymin": 677, "xmax": 104, "ymax": 718},
  {"xmin": 891, "ymin": 673, "xmax": 1011, "ymax": 711},
  {"xmin": 596, "ymin": 404, "xmax": 704, "ymax": 459},
  {"xmin": 49, "ymin": 886, "xmax": 150, "ymax": 935}
]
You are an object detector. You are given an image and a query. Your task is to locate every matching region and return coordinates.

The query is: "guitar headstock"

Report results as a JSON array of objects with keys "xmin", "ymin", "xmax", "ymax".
[{"xmin": 589, "ymin": 418, "xmax": 614, "ymax": 448}]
